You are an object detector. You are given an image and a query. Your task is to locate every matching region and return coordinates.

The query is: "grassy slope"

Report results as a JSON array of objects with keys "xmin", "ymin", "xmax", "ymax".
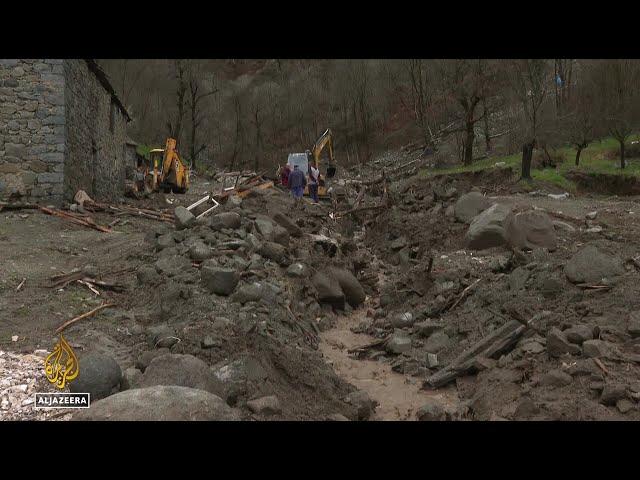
[{"xmin": 421, "ymin": 135, "xmax": 640, "ymax": 193}]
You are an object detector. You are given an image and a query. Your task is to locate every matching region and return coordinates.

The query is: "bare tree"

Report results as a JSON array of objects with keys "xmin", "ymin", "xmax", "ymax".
[
  {"xmin": 167, "ymin": 60, "xmax": 187, "ymax": 144},
  {"xmin": 508, "ymin": 59, "xmax": 551, "ymax": 180},
  {"xmin": 186, "ymin": 67, "xmax": 218, "ymax": 170}
]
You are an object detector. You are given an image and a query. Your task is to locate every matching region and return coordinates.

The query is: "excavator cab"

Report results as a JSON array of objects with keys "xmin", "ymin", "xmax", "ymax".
[{"xmin": 144, "ymin": 138, "xmax": 189, "ymax": 194}]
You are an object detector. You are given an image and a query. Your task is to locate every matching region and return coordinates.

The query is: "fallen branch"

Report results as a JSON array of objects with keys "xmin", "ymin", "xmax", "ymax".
[
  {"xmin": 39, "ymin": 206, "xmax": 111, "ymax": 233},
  {"xmin": 55, "ymin": 303, "xmax": 116, "ymax": 334},
  {"xmin": 16, "ymin": 278, "xmax": 26, "ymax": 292},
  {"xmin": 444, "ymin": 278, "xmax": 482, "ymax": 313}
]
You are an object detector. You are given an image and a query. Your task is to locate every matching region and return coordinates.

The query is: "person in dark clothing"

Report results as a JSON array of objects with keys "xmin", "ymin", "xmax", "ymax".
[
  {"xmin": 280, "ymin": 164, "xmax": 291, "ymax": 188},
  {"xmin": 288, "ymin": 165, "xmax": 306, "ymax": 201},
  {"xmin": 308, "ymin": 164, "xmax": 320, "ymax": 203}
]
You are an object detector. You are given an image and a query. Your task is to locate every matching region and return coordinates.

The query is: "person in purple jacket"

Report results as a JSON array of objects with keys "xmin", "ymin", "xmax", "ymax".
[{"xmin": 288, "ymin": 164, "xmax": 307, "ymax": 203}]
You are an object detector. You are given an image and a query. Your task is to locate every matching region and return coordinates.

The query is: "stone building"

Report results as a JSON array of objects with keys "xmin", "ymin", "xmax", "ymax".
[{"xmin": 0, "ymin": 59, "xmax": 130, "ymax": 204}]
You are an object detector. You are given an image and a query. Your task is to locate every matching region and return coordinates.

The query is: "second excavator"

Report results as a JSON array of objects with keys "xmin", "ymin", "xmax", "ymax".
[{"xmin": 143, "ymin": 138, "xmax": 190, "ymax": 194}]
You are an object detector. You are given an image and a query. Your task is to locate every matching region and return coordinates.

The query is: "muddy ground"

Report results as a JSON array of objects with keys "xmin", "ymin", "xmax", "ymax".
[{"xmin": 3, "ymin": 159, "xmax": 640, "ymax": 421}]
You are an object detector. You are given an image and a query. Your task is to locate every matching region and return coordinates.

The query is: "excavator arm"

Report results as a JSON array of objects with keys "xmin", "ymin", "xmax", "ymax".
[{"xmin": 312, "ymin": 128, "xmax": 336, "ymax": 178}]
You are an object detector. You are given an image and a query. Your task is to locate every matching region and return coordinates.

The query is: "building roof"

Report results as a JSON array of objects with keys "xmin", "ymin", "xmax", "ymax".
[{"xmin": 84, "ymin": 59, "xmax": 132, "ymax": 122}]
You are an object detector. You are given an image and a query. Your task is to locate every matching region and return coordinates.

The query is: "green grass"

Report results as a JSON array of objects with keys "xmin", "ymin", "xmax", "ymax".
[{"xmin": 420, "ymin": 134, "xmax": 640, "ymax": 191}]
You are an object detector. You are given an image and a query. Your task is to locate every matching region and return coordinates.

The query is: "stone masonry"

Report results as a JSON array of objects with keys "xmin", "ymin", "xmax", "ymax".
[{"xmin": 0, "ymin": 59, "xmax": 130, "ymax": 204}]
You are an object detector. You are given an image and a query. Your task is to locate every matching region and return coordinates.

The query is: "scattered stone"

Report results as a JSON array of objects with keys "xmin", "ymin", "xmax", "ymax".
[
  {"xmin": 564, "ymin": 325, "xmax": 594, "ymax": 345},
  {"xmin": 465, "ymin": 203, "xmax": 513, "ymax": 250},
  {"xmin": 391, "ymin": 312, "xmax": 414, "ymax": 329},
  {"xmin": 174, "ymin": 206, "xmax": 195, "ymax": 230},
  {"xmin": 425, "ymin": 353, "xmax": 439, "ymax": 368},
  {"xmin": 521, "ymin": 341, "xmax": 545, "ymax": 354},
  {"xmin": 154, "ymin": 255, "xmax": 191, "ymax": 277},
  {"xmin": 385, "ymin": 331, "xmax": 412, "ymax": 354},
  {"xmin": 137, "ymin": 266, "xmax": 162, "ymax": 286},
  {"xmin": 271, "ymin": 225, "xmax": 290, "ymax": 247},
  {"xmin": 509, "ymin": 267, "xmax": 530, "ymax": 291},
  {"xmin": 135, "ymin": 348, "xmax": 171, "ymax": 372},
  {"xmin": 258, "ymin": 241, "xmax": 288, "ymax": 265},
  {"xmin": 140, "ymin": 354, "xmax": 225, "ymax": 398},
  {"xmin": 69, "ymin": 353, "xmax": 122, "ymax": 401},
  {"xmin": 72, "ymin": 386, "xmax": 240, "ymax": 421},
  {"xmin": 147, "ymin": 325, "xmax": 179, "ymax": 349},
  {"xmin": 547, "ymin": 328, "xmax": 581, "ymax": 357},
  {"xmin": 120, "ymin": 367, "xmax": 143, "ymax": 391},
  {"xmin": 201, "ymin": 336, "xmax": 220, "ymax": 349},
  {"xmin": 246, "ymin": 395, "xmax": 282, "ymax": 416},
  {"xmin": 272, "ymin": 212, "xmax": 302, "ymax": 237},
  {"xmin": 416, "ymin": 398, "xmax": 448, "ymax": 421},
  {"xmin": 586, "ymin": 211, "xmax": 598, "ymax": 220},
  {"xmin": 390, "ymin": 237, "xmax": 408, "ymax": 251},
  {"xmin": 201, "ymin": 267, "xmax": 240, "ymax": 296},
  {"xmin": 254, "ymin": 216, "xmax": 275, "ymax": 238},
  {"xmin": 188, "ymin": 242, "xmax": 213, "ymax": 261},
  {"xmin": 423, "ymin": 331, "xmax": 451, "ymax": 354},
  {"xmin": 472, "ymin": 357, "xmax": 496, "ymax": 371},
  {"xmin": 564, "ymin": 245, "xmax": 624, "ymax": 284},
  {"xmin": 286, "ymin": 263, "xmax": 307, "ymax": 278},
  {"xmin": 415, "ymin": 320, "xmax": 443, "ymax": 337},
  {"xmin": 326, "ymin": 413, "xmax": 350, "ymax": 421},
  {"xmin": 540, "ymin": 369, "xmax": 572, "ymax": 388},
  {"xmin": 505, "ymin": 210, "xmax": 557, "ymax": 251},
  {"xmin": 454, "ymin": 191, "xmax": 493, "ymax": 224},
  {"xmin": 582, "ymin": 339, "xmax": 616, "ymax": 359},
  {"xmin": 328, "ymin": 267, "xmax": 366, "ymax": 308},
  {"xmin": 514, "ymin": 397, "xmax": 540, "ymax": 419},
  {"xmin": 210, "ymin": 212, "xmax": 241, "ymax": 230},
  {"xmin": 155, "ymin": 233, "xmax": 175, "ymax": 251},
  {"xmin": 233, "ymin": 281, "xmax": 280, "ymax": 305},
  {"xmin": 617, "ymin": 398, "xmax": 634, "ymax": 414},
  {"xmin": 600, "ymin": 384, "xmax": 627, "ymax": 406},
  {"xmin": 552, "ymin": 220, "xmax": 576, "ymax": 232},
  {"xmin": 344, "ymin": 390, "xmax": 376, "ymax": 420},
  {"xmin": 433, "ymin": 184, "xmax": 458, "ymax": 201},
  {"xmin": 311, "ymin": 272, "xmax": 345, "ymax": 309}
]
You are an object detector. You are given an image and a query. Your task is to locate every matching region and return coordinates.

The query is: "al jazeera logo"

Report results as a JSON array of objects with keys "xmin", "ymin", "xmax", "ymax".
[{"xmin": 35, "ymin": 334, "xmax": 90, "ymax": 409}]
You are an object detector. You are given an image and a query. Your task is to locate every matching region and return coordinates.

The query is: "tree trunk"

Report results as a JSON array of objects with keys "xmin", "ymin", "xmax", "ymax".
[
  {"xmin": 575, "ymin": 146, "xmax": 583, "ymax": 166},
  {"xmin": 463, "ymin": 121, "xmax": 475, "ymax": 165},
  {"xmin": 482, "ymin": 98, "xmax": 491, "ymax": 154},
  {"xmin": 521, "ymin": 140, "xmax": 534, "ymax": 180},
  {"xmin": 620, "ymin": 141, "xmax": 626, "ymax": 169}
]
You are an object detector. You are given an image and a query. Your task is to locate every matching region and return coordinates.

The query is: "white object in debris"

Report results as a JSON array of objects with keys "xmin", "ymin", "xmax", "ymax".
[
  {"xmin": 548, "ymin": 192, "xmax": 569, "ymax": 200},
  {"xmin": 11, "ymin": 336, "xmax": 18, "ymax": 342},
  {"xmin": 586, "ymin": 226, "xmax": 603, "ymax": 233},
  {"xmin": 494, "ymin": 162, "xmax": 506, "ymax": 167}
]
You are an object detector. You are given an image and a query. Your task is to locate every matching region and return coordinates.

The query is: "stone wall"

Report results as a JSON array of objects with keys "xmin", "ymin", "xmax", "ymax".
[
  {"xmin": 64, "ymin": 60, "xmax": 128, "ymax": 202},
  {"xmin": 0, "ymin": 59, "xmax": 66, "ymax": 204}
]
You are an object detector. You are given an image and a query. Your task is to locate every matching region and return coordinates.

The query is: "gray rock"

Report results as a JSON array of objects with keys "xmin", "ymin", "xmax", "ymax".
[
  {"xmin": 201, "ymin": 336, "xmax": 220, "ymax": 349},
  {"xmin": 391, "ymin": 312, "xmax": 414, "ymax": 329},
  {"xmin": 505, "ymin": 210, "xmax": 557, "ymax": 251},
  {"xmin": 326, "ymin": 413, "xmax": 350, "ymax": 421},
  {"xmin": 385, "ymin": 331, "xmax": 412, "ymax": 354},
  {"xmin": 135, "ymin": 349, "xmax": 171, "ymax": 372},
  {"xmin": 600, "ymin": 384, "xmax": 627, "ymax": 406},
  {"xmin": 582, "ymin": 339, "xmax": 616, "ymax": 359},
  {"xmin": 514, "ymin": 397, "xmax": 540, "ymax": 419},
  {"xmin": 136, "ymin": 266, "xmax": 161, "ymax": 285},
  {"xmin": 254, "ymin": 216, "xmax": 276, "ymax": 238},
  {"xmin": 416, "ymin": 398, "xmax": 448, "ymax": 421},
  {"xmin": 69, "ymin": 353, "xmax": 122, "ymax": 401},
  {"xmin": 147, "ymin": 325, "xmax": 179, "ymax": 349},
  {"xmin": 424, "ymin": 331, "xmax": 451, "ymax": 354},
  {"xmin": 509, "ymin": 267, "xmax": 530, "ymax": 291},
  {"xmin": 547, "ymin": 328, "xmax": 581, "ymax": 357},
  {"xmin": 210, "ymin": 212, "xmax": 241, "ymax": 231},
  {"xmin": 564, "ymin": 245, "xmax": 624, "ymax": 284},
  {"xmin": 552, "ymin": 220, "xmax": 576, "ymax": 232},
  {"xmin": 465, "ymin": 203, "xmax": 513, "ymax": 250},
  {"xmin": 201, "ymin": 267, "xmax": 239, "ymax": 296},
  {"xmin": 246, "ymin": 395, "xmax": 282, "ymax": 416},
  {"xmin": 121, "ymin": 367, "xmax": 143, "ymax": 391},
  {"xmin": 155, "ymin": 233, "xmax": 175, "ymax": 251},
  {"xmin": 617, "ymin": 398, "xmax": 634, "ymax": 414},
  {"xmin": 433, "ymin": 184, "xmax": 458, "ymax": 201},
  {"xmin": 521, "ymin": 341, "xmax": 545, "ymax": 354},
  {"xmin": 345, "ymin": 390, "xmax": 376, "ymax": 420},
  {"xmin": 174, "ymin": 206, "xmax": 195, "ymax": 230},
  {"xmin": 328, "ymin": 267, "xmax": 366, "ymax": 308},
  {"xmin": 189, "ymin": 242, "xmax": 213, "ymax": 261},
  {"xmin": 425, "ymin": 353, "xmax": 439, "ymax": 368},
  {"xmin": 72, "ymin": 386, "xmax": 240, "ymax": 421},
  {"xmin": 390, "ymin": 237, "xmax": 408, "ymax": 251},
  {"xmin": 586, "ymin": 211, "xmax": 598, "ymax": 220},
  {"xmin": 564, "ymin": 325, "xmax": 594, "ymax": 345},
  {"xmin": 311, "ymin": 272, "xmax": 345, "ymax": 309},
  {"xmin": 258, "ymin": 241, "xmax": 288, "ymax": 265},
  {"xmin": 233, "ymin": 281, "xmax": 280, "ymax": 305},
  {"xmin": 140, "ymin": 354, "xmax": 225, "ymax": 398},
  {"xmin": 286, "ymin": 263, "xmax": 308, "ymax": 278},
  {"xmin": 154, "ymin": 255, "xmax": 191, "ymax": 277},
  {"xmin": 212, "ymin": 357, "xmax": 269, "ymax": 405},
  {"xmin": 272, "ymin": 212, "xmax": 302, "ymax": 237},
  {"xmin": 540, "ymin": 369, "xmax": 572, "ymax": 388},
  {"xmin": 454, "ymin": 191, "xmax": 493, "ymax": 223},
  {"xmin": 271, "ymin": 225, "xmax": 290, "ymax": 247},
  {"xmin": 415, "ymin": 320, "xmax": 443, "ymax": 338}
]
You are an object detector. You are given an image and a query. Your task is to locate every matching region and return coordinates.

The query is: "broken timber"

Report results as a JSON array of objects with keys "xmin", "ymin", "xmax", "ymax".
[{"xmin": 424, "ymin": 320, "xmax": 527, "ymax": 389}]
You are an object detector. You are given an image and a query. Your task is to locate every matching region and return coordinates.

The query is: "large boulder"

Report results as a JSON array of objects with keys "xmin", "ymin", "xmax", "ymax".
[
  {"xmin": 174, "ymin": 206, "xmax": 195, "ymax": 230},
  {"xmin": 188, "ymin": 241, "xmax": 213, "ymax": 261},
  {"xmin": 254, "ymin": 215, "xmax": 276, "ymax": 238},
  {"xmin": 139, "ymin": 354, "xmax": 225, "ymax": 398},
  {"xmin": 564, "ymin": 245, "xmax": 624, "ymax": 284},
  {"xmin": 69, "ymin": 353, "xmax": 122, "ymax": 401},
  {"xmin": 154, "ymin": 255, "xmax": 192, "ymax": 277},
  {"xmin": 505, "ymin": 210, "xmax": 557, "ymax": 251},
  {"xmin": 212, "ymin": 357, "xmax": 269, "ymax": 405},
  {"xmin": 465, "ymin": 203, "xmax": 513, "ymax": 250},
  {"xmin": 311, "ymin": 271, "xmax": 345, "ymax": 309},
  {"xmin": 201, "ymin": 266, "xmax": 240, "ymax": 296},
  {"xmin": 272, "ymin": 212, "xmax": 303, "ymax": 237},
  {"xmin": 327, "ymin": 267, "xmax": 366, "ymax": 308},
  {"xmin": 454, "ymin": 192, "xmax": 493, "ymax": 224},
  {"xmin": 258, "ymin": 241, "xmax": 288, "ymax": 265},
  {"xmin": 72, "ymin": 386, "xmax": 241, "ymax": 421},
  {"xmin": 210, "ymin": 212, "xmax": 242, "ymax": 231}
]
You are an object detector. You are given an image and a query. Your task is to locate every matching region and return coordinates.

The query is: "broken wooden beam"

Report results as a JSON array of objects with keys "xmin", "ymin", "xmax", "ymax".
[{"xmin": 38, "ymin": 206, "xmax": 111, "ymax": 233}]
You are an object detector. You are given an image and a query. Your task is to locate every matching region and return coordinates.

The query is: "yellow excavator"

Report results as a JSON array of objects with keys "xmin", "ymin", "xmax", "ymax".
[
  {"xmin": 286, "ymin": 128, "xmax": 336, "ymax": 198},
  {"xmin": 144, "ymin": 138, "xmax": 190, "ymax": 194}
]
